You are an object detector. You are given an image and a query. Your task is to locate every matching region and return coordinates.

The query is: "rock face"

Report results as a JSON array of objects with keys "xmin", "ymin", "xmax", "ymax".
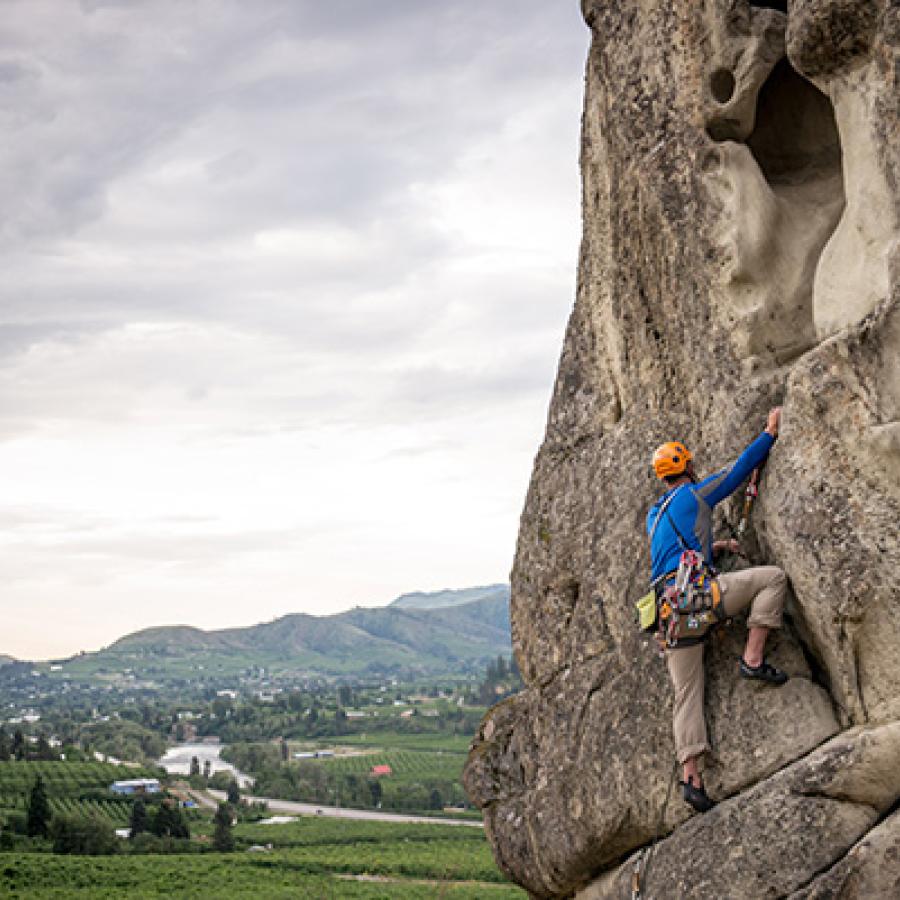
[{"xmin": 463, "ymin": 2, "xmax": 900, "ymax": 897}]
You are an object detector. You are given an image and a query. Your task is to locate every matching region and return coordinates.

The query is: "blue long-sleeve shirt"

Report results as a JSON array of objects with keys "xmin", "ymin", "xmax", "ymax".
[{"xmin": 646, "ymin": 431, "xmax": 775, "ymax": 581}]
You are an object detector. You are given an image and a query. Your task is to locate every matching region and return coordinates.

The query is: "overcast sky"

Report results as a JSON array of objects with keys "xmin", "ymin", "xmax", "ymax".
[{"xmin": 0, "ymin": 0, "xmax": 588, "ymax": 660}]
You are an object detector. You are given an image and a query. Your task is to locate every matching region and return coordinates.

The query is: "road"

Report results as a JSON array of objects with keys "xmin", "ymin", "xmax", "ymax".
[{"xmin": 206, "ymin": 789, "xmax": 483, "ymax": 828}]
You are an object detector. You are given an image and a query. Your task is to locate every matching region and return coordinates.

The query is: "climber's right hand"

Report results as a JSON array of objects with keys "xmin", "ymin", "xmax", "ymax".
[{"xmin": 766, "ymin": 406, "xmax": 781, "ymax": 438}]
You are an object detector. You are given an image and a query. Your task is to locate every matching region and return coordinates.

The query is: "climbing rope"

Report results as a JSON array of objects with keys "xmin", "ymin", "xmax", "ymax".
[{"xmin": 631, "ymin": 758, "xmax": 679, "ymax": 899}]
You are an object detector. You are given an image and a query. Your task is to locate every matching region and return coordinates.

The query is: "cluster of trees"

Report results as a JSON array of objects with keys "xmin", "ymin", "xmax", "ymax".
[
  {"xmin": 77, "ymin": 717, "xmax": 166, "ymax": 765},
  {"xmin": 127, "ymin": 798, "xmax": 190, "ymax": 841},
  {"xmin": 0, "ymin": 729, "xmax": 59, "ymax": 762},
  {"xmin": 6, "ymin": 673, "xmax": 486, "ymax": 763},
  {"xmin": 475, "ymin": 655, "xmax": 522, "ymax": 706},
  {"xmin": 9, "ymin": 776, "xmax": 235, "ymax": 856}
]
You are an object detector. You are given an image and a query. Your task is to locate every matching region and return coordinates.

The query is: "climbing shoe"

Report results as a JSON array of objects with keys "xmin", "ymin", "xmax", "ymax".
[
  {"xmin": 739, "ymin": 657, "xmax": 788, "ymax": 685},
  {"xmin": 681, "ymin": 776, "xmax": 715, "ymax": 813}
]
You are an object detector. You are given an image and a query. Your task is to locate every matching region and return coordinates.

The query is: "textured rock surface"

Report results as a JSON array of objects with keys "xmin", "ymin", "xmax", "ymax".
[
  {"xmin": 579, "ymin": 723, "xmax": 900, "ymax": 899},
  {"xmin": 464, "ymin": 1, "xmax": 899, "ymax": 896},
  {"xmin": 788, "ymin": 807, "xmax": 900, "ymax": 899}
]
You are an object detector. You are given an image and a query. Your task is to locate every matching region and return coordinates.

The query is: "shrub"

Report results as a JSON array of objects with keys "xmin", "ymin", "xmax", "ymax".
[
  {"xmin": 207, "ymin": 771, "xmax": 232, "ymax": 791},
  {"xmin": 49, "ymin": 815, "xmax": 119, "ymax": 855},
  {"xmin": 128, "ymin": 832, "xmax": 199, "ymax": 855}
]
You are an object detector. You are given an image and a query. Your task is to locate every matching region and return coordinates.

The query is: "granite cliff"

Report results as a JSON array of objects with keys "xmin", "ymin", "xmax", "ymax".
[{"xmin": 464, "ymin": 1, "xmax": 899, "ymax": 896}]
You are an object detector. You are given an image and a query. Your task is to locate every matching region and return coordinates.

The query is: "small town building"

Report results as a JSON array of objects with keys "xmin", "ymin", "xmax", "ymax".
[
  {"xmin": 110, "ymin": 778, "xmax": 162, "ymax": 796},
  {"xmin": 371, "ymin": 765, "xmax": 392, "ymax": 777}
]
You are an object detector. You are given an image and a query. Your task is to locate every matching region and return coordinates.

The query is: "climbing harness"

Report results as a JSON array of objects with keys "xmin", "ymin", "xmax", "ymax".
[
  {"xmin": 639, "ymin": 488, "xmax": 724, "ymax": 651},
  {"xmin": 631, "ymin": 759, "xmax": 679, "ymax": 900},
  {"xmin": 656, "ymin": 549, "xmax": 723, "ymax": 650}
]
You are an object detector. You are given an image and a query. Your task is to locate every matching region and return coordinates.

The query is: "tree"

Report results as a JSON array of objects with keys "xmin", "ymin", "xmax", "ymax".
[
  {"xmin": 280, "ymin": 738, "xmax": 289, "ymax": 762},
  {"xmin": 128, "ymin": 798, "xmax": 149, "ymax": 839},
  {"xmin": 212, "ymin": 802, "xmax": 234, "ymax": 852},
  {"xmin": 203, "ymin": 759, "xmax": 212, "ymax": 779},
  {"xmin": 151, "ymin": 801, "xmax": 190, "ymax": 839},
  {"xmin": 337, "ymin": 685, "xmax": 353, "ymax": 707},
  {"xmin": 368, "ymin": 778, "xmax": 382, "ymax": 808},
  {"xmin": 0, "ymin": 728, "xmax": 9, "ymax": 760},
  {"xmin": 26, "ymin": 775, "xmax": 51, "ymax": 837},
  {"xmin": 12, "ymin": 729, "xmax": 25, "ymax": 761},
  {"xmin": 226, "ymin": 779, "xmax": 240, "ymax": 806},
  {"xmin": 36, "ymin": 734, "xmax": 56, "ymax": 761},
  {"xmin": 50, "ymin": 815, "xmax": 118, "ymax": 855},
  {"xmin": 190, "ymin": 755, "xmax": 201, "ymax": 777},
  {"xmin": 429, "ymin": 788, "xmax": 444, "ymax": 810}
]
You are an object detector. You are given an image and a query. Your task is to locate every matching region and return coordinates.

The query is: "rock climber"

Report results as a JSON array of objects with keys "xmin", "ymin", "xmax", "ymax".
[{"xmin": 647, "ymin": 407, "xmax": 788, "ymax": 813}]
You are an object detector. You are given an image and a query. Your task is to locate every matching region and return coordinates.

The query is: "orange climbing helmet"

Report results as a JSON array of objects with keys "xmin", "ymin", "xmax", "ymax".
[{"xmin": 652, "ymin": 441, "xmax": 693, "ymax": 479}]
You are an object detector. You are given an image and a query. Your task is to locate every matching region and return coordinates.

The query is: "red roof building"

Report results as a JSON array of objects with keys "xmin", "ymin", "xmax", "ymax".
[{"xmin": 371, "ymin": 764, "xmax": 392, "ymax": 777}]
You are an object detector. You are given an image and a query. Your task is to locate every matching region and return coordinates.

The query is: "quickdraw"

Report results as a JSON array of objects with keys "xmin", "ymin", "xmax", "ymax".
[{"xmin": 736, "ymin": 466, "xmax": 760, "ymax": 538}]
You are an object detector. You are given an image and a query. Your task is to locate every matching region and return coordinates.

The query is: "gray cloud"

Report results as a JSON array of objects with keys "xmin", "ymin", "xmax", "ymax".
[{"xmin": 0, "ymin": 0, "xmax": 589, "ymax": 656}]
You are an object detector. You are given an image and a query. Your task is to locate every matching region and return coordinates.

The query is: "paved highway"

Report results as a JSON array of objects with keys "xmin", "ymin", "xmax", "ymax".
[{"xmin": 206, "ymin": 789, "xmax": 483, "ymax": 828}]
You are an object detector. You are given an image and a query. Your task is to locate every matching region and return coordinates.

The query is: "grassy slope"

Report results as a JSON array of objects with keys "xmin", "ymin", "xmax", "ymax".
[
  {"xmin": 56, "ymin": 595, "xmax": 511, "ymax": 681},
  {"xmin": 0, "ymin": 817, "xmax": 524, "ymax": 899}
]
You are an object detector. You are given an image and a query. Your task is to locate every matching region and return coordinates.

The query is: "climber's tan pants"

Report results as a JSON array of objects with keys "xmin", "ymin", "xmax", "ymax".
[{"xmin": 666, "ymin": 565, "xmax": 787, "ymax": 764}]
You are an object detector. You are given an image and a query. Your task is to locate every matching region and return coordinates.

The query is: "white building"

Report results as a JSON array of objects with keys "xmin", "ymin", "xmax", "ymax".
[{"xmin": 110, "ymin": 779, "xmax": 162, "ymax": 796}]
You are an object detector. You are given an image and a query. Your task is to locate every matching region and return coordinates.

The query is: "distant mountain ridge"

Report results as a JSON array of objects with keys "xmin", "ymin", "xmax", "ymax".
[
  {"xmin": 55, "ymin": 586, "xmax": 511, "ymax": 681},
  {"xmin": 390, "ymin": 584, "xmax": 509, "ymax": 610}
]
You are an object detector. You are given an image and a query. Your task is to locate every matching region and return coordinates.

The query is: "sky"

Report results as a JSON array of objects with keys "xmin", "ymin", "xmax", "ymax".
[{"xmin": 0, "ymin": 0, "xmax": 589, "ymax": 660}]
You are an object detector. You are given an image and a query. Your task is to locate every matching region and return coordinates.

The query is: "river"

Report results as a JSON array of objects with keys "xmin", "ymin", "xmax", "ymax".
[{"xmin": 157, "ymin": 742, "xmax": 253, "ymax": 788}]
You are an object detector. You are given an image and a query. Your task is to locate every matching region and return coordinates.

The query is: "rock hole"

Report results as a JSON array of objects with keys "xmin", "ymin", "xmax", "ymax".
[
  {"xmin": 749, "ymin": 57, "xmax": 845, "ymax": 353},
  {"xmin": 710, "ymin": 68, "xmax": 736, "ymax": 104},
  {"xmin": 746, "ymin": 58, "xmax": 842, "ymax": 188},
  {"xmin": 709, "ymin": 56, "xmax": 846, "ymax": 361},
  {"xmin": 748, "ymin": 1, "xmax": 787, "ymax": 12}
]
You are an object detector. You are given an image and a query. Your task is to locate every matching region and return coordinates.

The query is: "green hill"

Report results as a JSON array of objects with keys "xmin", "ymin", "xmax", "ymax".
[{"xmin": 56, "ymin": 590, "xmax": 511, "ymax": 682}]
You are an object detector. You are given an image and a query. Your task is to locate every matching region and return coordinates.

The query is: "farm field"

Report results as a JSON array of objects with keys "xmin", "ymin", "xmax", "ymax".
[
  {"xmin": 0, "ymin": 761, "xmax": 162, "ymax": 826},
  {"xmin": 0, "ymin": 761, "xmax": 160, "ymax": 797},
  {"xmin": 319, "ymin": 749, "xmax": 465, "ymax": 783},
  {"xmin": 0, "ymin": 816, "xmax": 525, "ymax": 898},
  {"xmin": 314, "ymin": 733, "xmax": 475, "ymax": 754}
]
